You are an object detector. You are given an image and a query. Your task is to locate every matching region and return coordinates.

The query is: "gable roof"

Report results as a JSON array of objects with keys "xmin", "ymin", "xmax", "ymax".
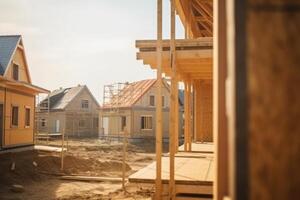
[
  {"xmin": 103, "ymin": 79, "xmax": 157, "ymax": 108},
  {"xmin": 40, "ymin": 85, "xmax": 99, "ymax": 110},
  {"xmin": 0, "ymin": 35, "xmax": 21, "ymax": 75}
]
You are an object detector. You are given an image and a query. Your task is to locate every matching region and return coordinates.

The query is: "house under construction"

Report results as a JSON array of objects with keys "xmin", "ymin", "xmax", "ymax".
[
  {"xmin": 36, "ymin": 85, "xmax": 99, "ymax": 138},
  {"xmin": 127, "ymin": 0, "xmax": 300, "ymax": 200},
  {"xmin": 100, "ymin": 79, "xmax": 184, "ymax": 141}
]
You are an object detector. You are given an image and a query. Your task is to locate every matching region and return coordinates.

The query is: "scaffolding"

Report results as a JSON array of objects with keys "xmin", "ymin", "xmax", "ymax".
[
  {"xmin": 100, "ymin": 81, "xmax": 145, "ymax": 140},
  {"xmin": 35, "ymin": 93, "xmax": 51, "ymax": 144},
  {"xmin": 35, "ymin": 93, "xmax": 67, "ymax": 171}
]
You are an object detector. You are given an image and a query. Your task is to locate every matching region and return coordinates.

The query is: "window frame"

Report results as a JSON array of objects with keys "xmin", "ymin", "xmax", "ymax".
[
  {"xmin": 141, "ymin": 115, "xmax": 153, "ymax": 130},
  {"xmin": 81, "ymin": 99, "xmax": 89, "ymax": 109},
  {"xmin": 11, "ymin": 105, "xmax": 19, "ymax": 127},
  {"xmin": 24, "ymin": 106, "xmax": 31, "ymax": 128},
  {"xmin": 121, "ymin": 116, "xmax": 126, "ymax": 131},
  {"xmin": 93, "ymin": 117, "xmax": 99, "ymax": 128},
  {"xmin": 12, "ymin": 63, "xmax": 19, "ymax": 81},
  {"xmin": 149, "ymin": 95, "xmax": 155, "ymax": 106}
]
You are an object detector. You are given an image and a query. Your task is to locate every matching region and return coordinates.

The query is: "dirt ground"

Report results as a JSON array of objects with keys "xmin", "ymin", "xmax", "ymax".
[{"xmin": 0, "ymin": 138, "xmax": 156, "ymax": 200}]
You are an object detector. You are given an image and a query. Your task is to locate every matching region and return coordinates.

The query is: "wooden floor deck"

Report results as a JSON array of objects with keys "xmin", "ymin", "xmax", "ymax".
[
  {"xmin": 129, "ymin": 143, "xmax": 214, "ymax": 195},
  {"xmin": 129, "ymin": 156, "xmax": 213, "ymax": 185},
  {"xmin": 178, "ymin": 142, "xmax": 214, "ymax": 153}
]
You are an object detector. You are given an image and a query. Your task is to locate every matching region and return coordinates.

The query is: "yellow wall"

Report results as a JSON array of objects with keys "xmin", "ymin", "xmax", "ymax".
[
  {"xmin": 5, "ymin": 47, "xmax": 30, "ymax": 83},
  {"xmin": 0, "ymin": 89, "xmax": 35, "ymax": 148}
]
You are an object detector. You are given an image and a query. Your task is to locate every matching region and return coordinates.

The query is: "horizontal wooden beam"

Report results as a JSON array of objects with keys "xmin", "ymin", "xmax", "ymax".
[{"xmin": 136, "ymin": 38, "xmax": 212, "ymax": 49}]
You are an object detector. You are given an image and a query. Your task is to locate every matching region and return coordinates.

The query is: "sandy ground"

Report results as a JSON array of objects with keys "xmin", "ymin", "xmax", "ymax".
[{"xmin": 0, "ymin": 138, "xmax": 156, "ymax": 200}]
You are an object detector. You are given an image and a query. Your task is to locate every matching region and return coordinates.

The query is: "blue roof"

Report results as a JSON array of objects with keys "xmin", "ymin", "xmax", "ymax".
[{"xmin": 0, "ymin": 35, "xmax": 21, "ymax": 75}]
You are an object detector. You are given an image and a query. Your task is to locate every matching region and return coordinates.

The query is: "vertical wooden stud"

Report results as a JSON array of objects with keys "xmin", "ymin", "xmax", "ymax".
[
  {"xmin": 188, "ymin": 79, "xmax": 192, "ymax": 151},
  {"xmin": 122, "ymin": 127, "xmax": 128, "ymax": 191},
  {"xmin": 155, "ymin": 0, "xmax": 163, "ymax": 199},
  {"xmin": 175, "ymin": 78, "xmax": 179, "ymax": 152},
  {"xmin": 61, "ymin": 119, "xmax": 65, "ymax": 171},
  {"xmin": 169, "ymin": 0, "xmax": 176, "ymax": 198},
  {"xmin": 184, "ymin": 81, "xmax": 188, "ymax": 151}
]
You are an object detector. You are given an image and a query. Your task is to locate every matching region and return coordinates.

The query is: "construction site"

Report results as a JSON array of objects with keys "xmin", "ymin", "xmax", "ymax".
[{"xmin": 0, "ymin": 0, "xmax": 299, "ymax": 200}]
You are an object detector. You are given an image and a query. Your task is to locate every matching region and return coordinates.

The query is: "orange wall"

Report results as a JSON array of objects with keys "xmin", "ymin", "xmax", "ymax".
[
  {"xmin": 0, "ymin": 89, "xmax": 35, "ymax": 147},
  {"xmin": 5, "ymin": 47, "xmax": 30, "ymax": 83}
]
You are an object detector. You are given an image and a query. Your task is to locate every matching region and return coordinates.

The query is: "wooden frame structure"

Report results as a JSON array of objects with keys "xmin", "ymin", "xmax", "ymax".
[
  {"xmin": 134, "ymin": 0, "xmax": 300, "ymax": 200},
  {"xmin": 132, "ymin": 0, "xmax": 213, "ymax": 199}
]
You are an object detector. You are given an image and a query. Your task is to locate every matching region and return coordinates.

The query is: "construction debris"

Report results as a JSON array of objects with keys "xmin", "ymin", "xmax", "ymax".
[
  {"xmin": 10, "ymin": 184, "xmax": 25, "ymax": 193},
  {"xmin": 61, "ymin": 175, "xmax": 123, "ymax": 183}
]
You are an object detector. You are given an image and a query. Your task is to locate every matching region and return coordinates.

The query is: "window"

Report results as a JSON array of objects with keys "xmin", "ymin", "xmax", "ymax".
[
  {"xmin": 55, "ymin": 120, "xmax": 60, "ymax": 133},
  {"xmin": 25, "ymin": 108, "xmax": 30, "ymax": 127},
  {"xmin": 93, "ymin": 117, "xmax": 99, "ymax": 128},
  {"xmin": 11, "ymin": 106, "xmax": 19, "ymax": 126},
  {"xmin": 141, "ymin": 116, "xmax": 152, "ymax": 130},
  {"xmin": 41, "ymin": 119, "xmax": 46, "ymax": 127},
  {"xmin": 13, "ymin": 64, "xmax": 19, "ymax": 81},
  {"xmin": 162, "ymin": 96, "xmax": 165, "ymax": 107},
  {"xmin": 79, "ymin": 120, "xmax": 86, "ymax": 127},
  {"xmin": 149, "ymin": 95, "xmax": 155, "ymax": 106},
  {"xmin": 81, "ymin": 100, "xmax": 89, "ymax": 109},
  {"xmin": 121, "ymin": 116, "xmax": 126, "ymax": 131}
]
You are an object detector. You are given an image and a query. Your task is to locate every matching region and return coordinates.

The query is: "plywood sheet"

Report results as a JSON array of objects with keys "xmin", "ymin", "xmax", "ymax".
[
  {"xmin": 178, "ymin": 142, "xmax": 214, "ymax": 153},
  {"xmin": 129, "ymin": 156, "xmax": 213, "ymax": 185}
]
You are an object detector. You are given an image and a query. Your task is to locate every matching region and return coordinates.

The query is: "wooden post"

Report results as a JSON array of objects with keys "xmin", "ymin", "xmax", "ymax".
[
  {"xmin": 155, "ymin": 0, "xmax": 163, "ymax": 199},
  {"xmin": 175, "ymin": 78, "xmax": 179, "ymax": 152},
  {"xmin": 187, "ymin": 79, "xmax": 192, "ymax": 151},
  {"xmin": 184, "ymin": 81, "xmax": 188, "ymax": 151},
  {"xmin": 47, "ymin": 95, "xmax": 50, "ymax": 145},
  {"xmin": 61, "ymin": 121, "xmax": 65, "ymax": 171},
  {"xmin": 214, "ymin": 0, "xmax": 229, "ymax": 199},
  {"xmin": 169, "ymin": 0, "xmax": 176, "ymax": 198},
  {"xmin": 122, "ymin": 127, "xmax": 128, "ymax": 191}
]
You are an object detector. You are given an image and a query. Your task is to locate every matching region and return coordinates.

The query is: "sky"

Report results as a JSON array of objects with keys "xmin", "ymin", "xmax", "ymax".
[{"xmin": 0, "ymin": 0, "xmax": 184, "ymax": 104}]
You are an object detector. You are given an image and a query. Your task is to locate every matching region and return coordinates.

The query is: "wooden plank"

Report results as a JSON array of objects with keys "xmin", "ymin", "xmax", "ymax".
[
  {"xmin": 61, "ymin": 123, "xmax": 65, "ymax": 171},
  {"xmin": 178, "ymin": 142, "xmax": 214, "ymax": 153},
  {"xmin": 136, "ymin": 38, "xmax": 213, "ymax": 49},
  {"xmin": 163, "ymin": 151, "xmax": 213, "ymax": 159},
  {"xmin": 137, "ymin": 50, "xmax": 213, "ymax": 62},
  {"xmin": 155, "ymin": 0, "xmax": 163, "ymax": 199},
  {"xmin": 122, "ymin": 127, "xmax": 128, "ymax": 190},
  {"xmin": 187, "ymin": 79, "xmax": 192, "ymax": 151},
  {"xmin": 194, "ymin": 80, "xmax": 213, "ymax": 142},
  {"xmin": 169, "ymin": 0, "xmax": 176, "ymax": 198},
  {"xmin": 61, "ymin": 176, "xmax": 123, "ymax": 183},
  {"xmin": 175, "ymin": 78, "xmax": 179, "ymax": 152},
  {"xmin": 34, "ymin": 145, "xmax": 66, "ymax": 152},
  {"xmin": 184, "ymin": 81, "xmax": 188, "ymax": 151},
  {"xmin": 129, "ymin": 156, "xmax": 214, "ymax": 185},
  {"xmin": 213, "ymin": 0, "xmax": 229, "ymax": 199}
]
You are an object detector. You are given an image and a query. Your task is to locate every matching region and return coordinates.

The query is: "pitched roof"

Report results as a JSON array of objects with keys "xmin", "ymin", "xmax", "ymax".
[
  {"xmin": 104, "ymin": 79, "xmax": 157, "ymax": 108},
  {"xmin": 40, "ymin": 85, "xmax": 99, "ymax": 110},
  {"xmin": 0, "ymin": 35, "xmax": 21, "ymax": 75}
]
